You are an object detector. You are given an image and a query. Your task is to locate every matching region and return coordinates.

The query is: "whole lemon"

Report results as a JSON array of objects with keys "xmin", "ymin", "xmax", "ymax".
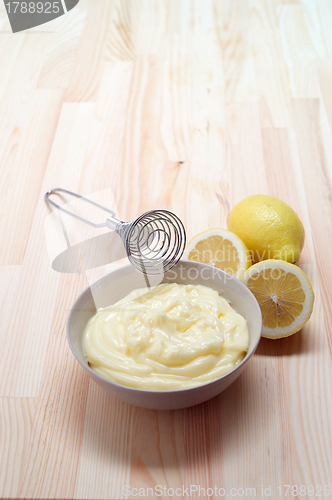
[{"xmin": 228, "ymin": 195, "xmax": 305, "ymax": 264}]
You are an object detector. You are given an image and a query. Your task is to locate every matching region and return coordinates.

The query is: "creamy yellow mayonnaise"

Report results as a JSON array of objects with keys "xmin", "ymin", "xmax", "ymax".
[{"xmin": 83, "ymin": 283, "xmax": 249, "ymax": 390}]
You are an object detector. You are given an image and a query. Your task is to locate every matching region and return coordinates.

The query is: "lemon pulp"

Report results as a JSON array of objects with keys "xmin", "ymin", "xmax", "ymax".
[
  {"xmin": 242, "ymin": 260, "xmax": 314, "ymax": 338},
  {"xmin": 184, "ymin": 228, "xmax": 251, "ymax": 279}
]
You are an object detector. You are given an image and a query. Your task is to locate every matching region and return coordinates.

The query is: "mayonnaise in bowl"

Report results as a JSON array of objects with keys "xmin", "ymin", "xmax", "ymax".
[{"xmin": 83, "ymin": 283, "xmax": 249, "ymax": 391}]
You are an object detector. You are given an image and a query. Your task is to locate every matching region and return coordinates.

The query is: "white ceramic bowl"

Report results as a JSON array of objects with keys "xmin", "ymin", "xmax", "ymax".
[{"xmin": 67, "ymin": 260, "xmax": 262, "ymax": 410}]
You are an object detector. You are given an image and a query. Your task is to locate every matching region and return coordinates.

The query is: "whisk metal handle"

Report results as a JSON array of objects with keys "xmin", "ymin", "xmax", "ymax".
[
  {"xmin": 105, "ymin": 217, "xmax": 122, "ymax": 231},
  {"xmin": 45, "ymin": 188, "xmax": 118, "ymax": 228}
]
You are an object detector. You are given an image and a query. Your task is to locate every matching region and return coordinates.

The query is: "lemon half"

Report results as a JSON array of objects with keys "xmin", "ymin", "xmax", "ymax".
[
  {"xmin": 241, "ymin": 260, "xmax": 314, "ymax": 339},
  {"xmin": 183, "ymin": 228, "xmax": 252, "ymax": 280}
]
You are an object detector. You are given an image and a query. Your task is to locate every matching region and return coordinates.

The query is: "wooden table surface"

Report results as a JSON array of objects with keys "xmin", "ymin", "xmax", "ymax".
[{"xmin": 1, "ymin": 0, "xmax": 332, "ymax": 499}]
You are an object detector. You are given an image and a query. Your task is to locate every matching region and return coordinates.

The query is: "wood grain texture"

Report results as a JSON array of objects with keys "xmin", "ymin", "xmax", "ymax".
[{"xmin": 0, "ymin": 0, "xmax": 332, "ymax": 499}]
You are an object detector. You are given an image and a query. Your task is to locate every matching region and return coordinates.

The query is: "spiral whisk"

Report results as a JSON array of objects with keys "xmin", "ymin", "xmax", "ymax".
[
  {"xmin": 45, "ymin": 188, "xmax": 186, "ymax": 275},
  {"xmin": 109, "ymin": 210, "xmax": 186, "ymax": 274}
]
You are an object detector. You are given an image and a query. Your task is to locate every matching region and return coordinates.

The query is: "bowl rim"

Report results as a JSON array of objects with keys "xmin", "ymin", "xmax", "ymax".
[{"xmin": 66, "ymin": 260, "xmax": 262, "ymax": 394}]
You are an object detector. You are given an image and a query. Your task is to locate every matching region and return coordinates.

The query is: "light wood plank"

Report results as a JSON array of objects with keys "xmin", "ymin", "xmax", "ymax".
[
  {"xmin": 129, "ymin": 409, "xmax": 185, "ymax": 494},
  {"xmin": 300, "ymin": 0, "xmax": 330, "ymax": 58},
  {"xmin": 314, "ymin": 0, "xmax": 332, "ymax": 58},
  {"xmin": 277, "ymin": 5, "xmax": 321, "ymax": 98},
  {"xmin": 0, "ymin": 103, "xmax": 94, "ymax": 396},
  {"xmin": 80, "ymin": 61, "xmax": 133, "ymax": 204},
  {"xmin": 105, "ymin": 0, "xmax": 135, "ymax": 62},
  {"xmin": 160, "ymin": 35, "xmax": 194, "ymax": 162},
  {"xmin": 226, "ymin": 103, "xmax": 269, "ymax": 205},
  {"xmin": 284, "ymin": 264, "xmax": 332, "ymax": 486},
  {"xmin": 0, "ymin": 398, "xmax": 36, "ymax": 498},
  {"xmin": 292, "ymin": 99, "xmax": 332, "ymax": 345},
  {"xmin": 251, "ymin": 0, "xmax": 293, "ymax": 127},
  {"xmin": 132, "ymin": 0, "xmax": 167, "ymax": 55},
  {"xmin": 64, "ymin": 0, "xmax": 115, "ymax": 101},
  {"xmin": 318, "ymin": 58, "xmax": 332, "ymax": 137},
  {"xmin": 18, "ymin": 273, "xmax": 90, "ymax": 499},
  {"xmin": 214, "ymin": 0, "xmax": 257, "ymax": 103},
  {"xmin": 38, "ymin": 3, "xmax": 88, "ymax": 89},
  {"xmin": 0, "ymin": 89, "xmax": 63, "ymax": 264},
  {"xmin": 74, "ymin": 386, "xmax": 133, "ymax": 499}
]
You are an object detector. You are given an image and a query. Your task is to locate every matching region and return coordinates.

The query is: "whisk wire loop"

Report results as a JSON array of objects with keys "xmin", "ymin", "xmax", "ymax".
[{"xmin": 125, "ymin": 210, "xmax": 186, "ymax": 275}]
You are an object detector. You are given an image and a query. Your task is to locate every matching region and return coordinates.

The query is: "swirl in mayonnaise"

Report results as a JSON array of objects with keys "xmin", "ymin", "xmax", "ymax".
[{"xmin": 83, "ymin": 283, "xmax": 249, "ymax": 390}]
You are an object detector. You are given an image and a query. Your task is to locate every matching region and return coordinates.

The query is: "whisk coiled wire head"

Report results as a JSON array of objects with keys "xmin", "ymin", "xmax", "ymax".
[{"xmin": 120, "ymin": 210, "xmax": 186, "ymax": 275}]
